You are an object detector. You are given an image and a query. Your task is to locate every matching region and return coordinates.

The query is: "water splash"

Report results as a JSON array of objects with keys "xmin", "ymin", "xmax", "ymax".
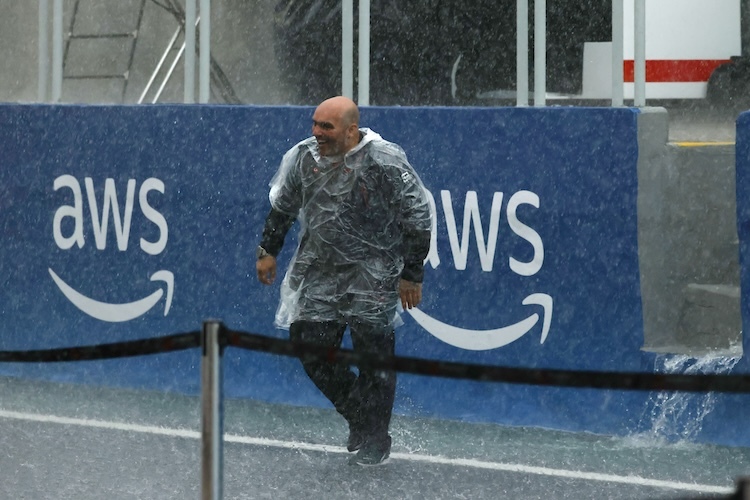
[{"xmin": 632, "ymin": 349, "xmax": 741, "ymax": 445}]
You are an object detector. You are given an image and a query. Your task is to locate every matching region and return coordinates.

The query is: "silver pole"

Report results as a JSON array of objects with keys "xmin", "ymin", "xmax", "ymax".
[
  {"xmin": 611, "ymin": 0, "xmax": 624, "ymax": 106},
  {"xmin": 516, "ymin": 0, "xmax": 529, "ymax": 106},
  {"xmin": 51, "ymin": 0, "xmax": 63, "ymax": 102},
  {"xmin": 533, "ymin": 0, "xmax": 546, "ymax": 107},
  {"xmin": 634, "ymin": 0, "xmax": 646, "ymax": 107},
  {"xmin": 358, "ymin": 0, "xmax": 370, "ymax": 106},
  {"xmin": 341, "ymin": 0, "xmax": 354, "ymax": 99},
  {"xmin": 184, "ymin": 0, "xmax": 196, "ymax": 103},
  {"xmin": 38, "ymin": 0, "xmax": 49, "ymax": 102},
  {"xmin": 201, "ymin": 320, "xmax": 223, "ymax": 500},
  {"xmin": 199, "ymin": 0, "xmax": 211, "ymax": 103}
]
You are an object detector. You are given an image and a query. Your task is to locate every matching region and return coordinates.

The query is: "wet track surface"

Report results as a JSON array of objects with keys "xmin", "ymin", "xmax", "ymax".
[{"xmin": 1, "ymin": 376, "xmax": 748, "ymax": 499}]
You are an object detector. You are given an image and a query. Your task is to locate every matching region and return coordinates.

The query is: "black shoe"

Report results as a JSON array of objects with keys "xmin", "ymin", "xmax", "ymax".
[
  {"xmin": 350, "ymin": 436, "xmax": 391, "ymax": 466},
  {"xmin": 347, "ymin": 425, "xmax": 366, "ymax": 452}
]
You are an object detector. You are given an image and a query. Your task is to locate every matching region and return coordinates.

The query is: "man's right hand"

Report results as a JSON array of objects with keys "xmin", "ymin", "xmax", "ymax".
[{"xmin": 256, "ymin": 256, "xmax": 277, "ymax": 285}]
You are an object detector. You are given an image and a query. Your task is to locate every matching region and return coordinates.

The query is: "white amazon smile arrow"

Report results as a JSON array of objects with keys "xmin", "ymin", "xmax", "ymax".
[
  {"xmin": 406, "ymin": 293, "xmax": 553, "ymax": 351},
  {"xmin": 48, "ymin": 268, "xmax": 174, "ymax": 323}
]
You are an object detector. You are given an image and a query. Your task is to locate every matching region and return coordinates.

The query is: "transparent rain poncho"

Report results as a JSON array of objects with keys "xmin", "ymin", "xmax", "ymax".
[{"xmin": 269, "ymin": 128, "xmax": 432, "ymax": 329}]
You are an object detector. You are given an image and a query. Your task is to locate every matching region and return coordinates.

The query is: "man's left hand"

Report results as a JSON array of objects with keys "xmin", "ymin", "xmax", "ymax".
[{"xmin": 399, "ymin": 279, "xmax": 422, "ymax": 310}]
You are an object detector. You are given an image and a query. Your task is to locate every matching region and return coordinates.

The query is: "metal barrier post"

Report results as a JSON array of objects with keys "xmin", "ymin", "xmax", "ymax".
[
  {"xmin": 738, "ymin": 477, "xmax": 750, "ymax": 499},
  {"xmin": 38, "ymin": 0, "xmax": 49, "ymax": 102},
  {"xmin": 184, "ymin": 0, "xmax": 196, "ymax": 103},
  {"xmin": 199, "ymin": 0, "xmax": 211, "ymax": 103},
  {"xmin": 516, "ymin": 0, "xmax": 529, "ymax": 106},
  {"xmin": 611, "ymin": 0, "xmax": 624, "ymax": 106},
  {"xmin": 633, "ymin": 0, "xmax": 646, "ymax": 106},
  {"xmin": 533, "ymin": 0, "xmax": 546, "ymax": 107},
  {"xmin": 51, "ymin": 0, "xmax": 63, "ymax": 102},
  {"xmin": 201, "ymin": 320, "xmax": 223, "ymax": 500},
  {"xmin": 358, "ymin": 0, "xmax": 371, "ymax": 106},
  {"xmin": 341, "ymin": 0, "xmax": 354, "ymax": 99}
]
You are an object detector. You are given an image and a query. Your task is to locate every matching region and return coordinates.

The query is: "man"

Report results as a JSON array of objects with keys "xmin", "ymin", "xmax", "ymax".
[{"xmin": 256, "ymin": 96, "xmax": 432, "ymax": 466}]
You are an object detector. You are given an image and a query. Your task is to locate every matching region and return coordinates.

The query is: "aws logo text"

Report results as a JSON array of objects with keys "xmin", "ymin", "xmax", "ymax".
[
  {"xmin": 50, "ymin": 175, "xmax": 173, "ymax": 322},
  {"xmin": 424, "ymin": 189, "xmax": 543, "ymax": 275},
  {"xmin": 408, "ymin": 189, "xmax": 552, "ymax": 351}
]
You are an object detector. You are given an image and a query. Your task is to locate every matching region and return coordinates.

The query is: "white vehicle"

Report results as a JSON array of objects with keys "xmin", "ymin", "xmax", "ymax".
[{"xmin": 581, "ymin": 0, "xmax": 743, "ymax": 100}]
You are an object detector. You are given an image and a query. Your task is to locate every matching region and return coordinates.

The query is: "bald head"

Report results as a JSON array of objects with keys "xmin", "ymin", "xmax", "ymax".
[
  {"xmin": 312, "ymin": 96, "xmax": 362, "ymax": 157},
  {"xmin": 319, "ymin": 96, "xmax": 360, "ymax": 128}
]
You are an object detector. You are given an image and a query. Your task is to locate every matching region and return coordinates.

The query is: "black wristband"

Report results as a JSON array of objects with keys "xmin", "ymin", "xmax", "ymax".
[
  {"xmin": 401, "ymin": 261, "xmax": 424, "ymax": 283},
  {"xmin": 260, "ymin": 208, "xmax": 296, "ymax": 257}
]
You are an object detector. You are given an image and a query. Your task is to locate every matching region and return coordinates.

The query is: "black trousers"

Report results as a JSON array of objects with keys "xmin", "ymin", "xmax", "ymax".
[{"xmin": 289, "ymin": 320, "xmax": 396, "ymax": 444}]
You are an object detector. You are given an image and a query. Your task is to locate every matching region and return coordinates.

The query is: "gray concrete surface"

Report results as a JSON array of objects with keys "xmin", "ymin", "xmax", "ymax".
[
  {"xmin": 638, "ymin": 109, "xmax": 741, "ymax": 354},
  {"xmin": 667, "ymin": 106, "xmax": 738, "ymax": 143}
]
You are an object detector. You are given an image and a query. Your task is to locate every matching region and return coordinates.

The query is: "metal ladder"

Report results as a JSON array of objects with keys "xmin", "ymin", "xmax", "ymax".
[
  {"xmin": 62, "ymin": 0, "xmax": 147, "ymax": 103},
  {"xmin": 138, "ymin": 0, "xmax": 241, "ymax": 104},
  {"xmin": 60, "ymin": 0, "xmax": 240, "ymax": 104}
]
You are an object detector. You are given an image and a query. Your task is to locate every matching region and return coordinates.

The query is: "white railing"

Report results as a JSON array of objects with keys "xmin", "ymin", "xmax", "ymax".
[
  {"xmin": 39, "ymin": 0, "xmax": 648, "ymax": 107},
  {"xmin": 339, "ymin": 0, "xmax": 645, "ymax": 108},
  {"xmin": 342, "ymin": 0, "xmax": 354, "ymax": 100},
  {"xmin": 37, "ymin": 0, "xmax": 49, "ymax": 102},
  {"xmin": 51, "ymin": 0, "xmax": 62, "ymax": 102},
  {"xmin": 612, "ymin": 0, "xmax": 625, "ymax": 106},
  {"xmin": 184, "ymin": 0, "xmax": 196, "ymax": 103},
  {"xmin": 516, "ymin": 0, "xmax": 529, "ymax": 106},
  {"xmin": 633, "ymin": 0, "xmax": 647, "ymax": 106},
  {"xmin": 533, "ymin": 0, "xmax": 547, "ymax": 106}
]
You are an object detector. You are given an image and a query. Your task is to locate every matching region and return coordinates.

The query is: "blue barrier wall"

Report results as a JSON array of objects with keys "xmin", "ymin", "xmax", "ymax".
[
  {"xmin": 738, "ymin": 111, "xmax": 750, "ymax": 359},
  {"xmin": 1, "ymin": 104, "xmax": 744, "ymax": 445}
]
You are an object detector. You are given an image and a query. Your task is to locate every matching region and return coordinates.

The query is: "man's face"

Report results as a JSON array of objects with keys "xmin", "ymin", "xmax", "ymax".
[{"xmin": 311, "ymin": 105, "xmax": 351, "ymax": 157}]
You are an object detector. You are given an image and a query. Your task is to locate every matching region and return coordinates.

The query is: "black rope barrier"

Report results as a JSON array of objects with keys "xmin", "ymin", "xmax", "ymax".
[
  {"xmin": 1, "ymin": 324, "xmax": 749, "ymax": 394},
  {"xmin": 224, "ymin": 329, "xmax": 750, "ymax": 394},
  {"xmin": 0, "ymin": 331, "xmax": 201, "ymax": 363}
]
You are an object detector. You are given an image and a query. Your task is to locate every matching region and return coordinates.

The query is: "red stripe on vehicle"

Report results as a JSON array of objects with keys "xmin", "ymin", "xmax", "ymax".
[{"xmin": 623, "ymin": 59, "xmax": 731, "ymax": 83}]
